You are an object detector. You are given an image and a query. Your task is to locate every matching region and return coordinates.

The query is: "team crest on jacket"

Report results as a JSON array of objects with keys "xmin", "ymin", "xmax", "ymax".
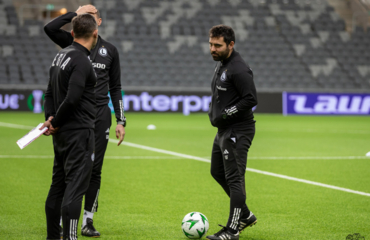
[
  {"xmin": 220, "ymin": 70, "xmax": 227, "ymax": 81},
  {"xmin": 99, "ymin": 47, "xmax": 107, "ymax": 57}
]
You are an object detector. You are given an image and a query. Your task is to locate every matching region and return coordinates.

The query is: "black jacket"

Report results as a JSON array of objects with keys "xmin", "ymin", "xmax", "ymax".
[
  {"xmin": 44, "ymin": 42, "xmax": 97, "ymax": 132},
  {"xmin": 44, "ymin": 12, "xmax": 126, "ymax": 126},
  {"xmin": 208, "ymin": 50, "xmax": 257, "ymax": 129}
]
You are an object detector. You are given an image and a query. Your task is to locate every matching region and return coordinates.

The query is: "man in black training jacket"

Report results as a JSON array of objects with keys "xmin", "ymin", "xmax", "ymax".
[
  {"xmin": 206, "ymin": 25, "xmax": 258, "ymax": 240},
  {"xmin": 44, "ymin": 5, "xmax": 126, "ymax": 237},
  {"xmin": 41, "ymin": 14, "xmax": 98, "ymax": 240}
]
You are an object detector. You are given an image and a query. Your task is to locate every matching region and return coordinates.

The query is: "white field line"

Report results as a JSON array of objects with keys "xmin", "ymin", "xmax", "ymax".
[
  {"xmin": 260, "ymin": 128, "xmax": 370, "ymax": 135},
  {"xmin": 248, "ymin": 156, "xmax": 370, "ymax": 160},
  {"xmin": 0, "ymin": 155, "xmax": 54, "ymax": 159},
  {"xmin": 2, "ymin": 121, "xmax": 370, "ymax": 135},
  {"xmin": 201, "ymin": 156, "xmax": 370, "ymax": 160},
  {"xmin": 1, "ymin": 122, "xmax": 369, "ymax": 197},
  {"xmin": 1, "ymin": 155, "xmax": 369, "ymax": 161},
  {"xmin": 114, "ymin": 140, "xmax": 211, "ymax": 163},
  {"xmin": 111, "ymin": 139, "xmax": 370, "ymax": 197},
  {"xmin": 105, "ymin": 156, "xmax": 182, "ymax": 159},
  {"xmin": 0, "ymin": 155, "xmax": 184, "ymax": 159},
  {"xmin": 0, "ymin": 122, "xmax": 35, "ymax": 130},
  {"xmin": 247, "ymin": 168, "xmax": 370, "ymax": 197}
]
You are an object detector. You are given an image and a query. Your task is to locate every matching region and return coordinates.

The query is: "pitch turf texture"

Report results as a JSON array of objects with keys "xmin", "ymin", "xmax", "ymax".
[{"xmin": 0, "ymin": 112, "xmax": 369, "ymax": 240}]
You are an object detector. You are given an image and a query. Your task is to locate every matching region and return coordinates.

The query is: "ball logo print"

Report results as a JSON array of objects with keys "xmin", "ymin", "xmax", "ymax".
[
  {"xmin": 181, "ymin": 212, "xmax": 209, "ymax": 239},
  {"xmin": 346, "ymin": 233, "xmax": 365, "ymax": 240},
  {"xmin": 99, "ymin": 47, "xmax": 107, "ymax": 57}
]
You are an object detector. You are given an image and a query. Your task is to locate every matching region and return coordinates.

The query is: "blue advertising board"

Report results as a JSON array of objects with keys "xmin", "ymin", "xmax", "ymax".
[
  {"xmin": 0, "ymin": 88, "xmax": 278, "ymax": 114},
  {"xmin": 283, "ymin": 92, "xmax": 370, "ymax": 115}
]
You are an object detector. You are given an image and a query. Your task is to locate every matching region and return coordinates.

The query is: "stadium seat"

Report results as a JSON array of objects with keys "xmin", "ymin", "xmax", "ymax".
[{"xmin": 0, "ymin": 0, "xmax": 367, "ymax": 91}]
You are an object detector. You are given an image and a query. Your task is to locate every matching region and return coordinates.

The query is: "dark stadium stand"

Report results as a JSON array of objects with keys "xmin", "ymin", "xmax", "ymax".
[{"xmin": 0, "ymin": 0, "xmax": 369, "ymax": 91}]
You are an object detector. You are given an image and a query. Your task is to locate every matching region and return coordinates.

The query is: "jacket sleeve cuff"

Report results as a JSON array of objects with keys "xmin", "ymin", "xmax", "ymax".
[
  {"xmin": 117, "ymin": 120, "xmax": 126, "ymax": 127},
  {"xmin": 69, "ymin": 12, "xmax": 78, "ymax": 17},
  {"xmin": 50, "ymin": 118, "xmax": 59, "ymax": 128}
]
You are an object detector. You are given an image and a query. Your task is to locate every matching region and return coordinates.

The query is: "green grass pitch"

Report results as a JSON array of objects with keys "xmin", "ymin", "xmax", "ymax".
[{"xmin": 0, "ymin": 112, "xmax": 369, "ymax": 239}]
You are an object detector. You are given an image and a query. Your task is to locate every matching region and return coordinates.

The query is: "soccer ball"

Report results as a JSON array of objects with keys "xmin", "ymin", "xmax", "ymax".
[{"xmin": 181, "ymin": 212, "xmax": 209, "ymax": 239}]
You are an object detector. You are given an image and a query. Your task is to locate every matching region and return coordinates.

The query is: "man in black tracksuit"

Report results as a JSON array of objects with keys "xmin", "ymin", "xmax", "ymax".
[
  {"xmin": 44, "ymin": 5, "xmax": 126, "ymax": 237},
  {"xmin": 206, "ymin": 25, "xmax": 258, "ymax": 240},
  {"xmin": 42, "ymin": 14, "xmax": 98, "ymax": 240}
]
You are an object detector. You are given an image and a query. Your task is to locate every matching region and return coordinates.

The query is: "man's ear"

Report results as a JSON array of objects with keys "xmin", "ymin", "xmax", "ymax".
[
  {"xmin": 93, "ymin": 29, "xmax": 98, "ymax": 38},
  {"xmin": 97, "ymin": 18, "xmax": 102, "ymax": 26},
  {"xmin": 71, "ymin": 30, "xmax": 75, "ymax": 38},
  {"xmin": 228, "ymin": 41, "xmax": 235, "ymax": 50}
]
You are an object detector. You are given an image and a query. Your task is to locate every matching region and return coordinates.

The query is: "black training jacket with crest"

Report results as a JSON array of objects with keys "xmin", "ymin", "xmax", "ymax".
[
  {"xmin": 44, "ymin": 12, "xmax": 126, "ymax": 126},
  {"xmin": 45, "ymin": 42, "xmax": 97, "ymax": 132},
  {"xmin": 208, "ymin": 50, "xmax": 257, "ymax": 129}
]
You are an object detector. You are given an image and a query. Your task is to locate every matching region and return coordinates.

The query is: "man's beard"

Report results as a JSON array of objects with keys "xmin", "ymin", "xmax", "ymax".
[
  {"xmin": 211, "ymin": 48, "xmax": 230, "ymax": 61},
  {"xmin": 91, "ymin": 36, "xmax": 98, "ymax": 49}
]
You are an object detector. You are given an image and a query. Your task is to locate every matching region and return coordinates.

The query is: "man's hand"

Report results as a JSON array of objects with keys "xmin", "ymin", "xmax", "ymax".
[
  {"xmin": 115, "ymin": 124, "xmax": 125, "ymax": 146},
  {"xmin": 222, "ymin": 106, "xmax": 238, "ymax": 119},
  {"xmin": 76, "ymin": 5, "xmax": 97, "ymax": 15},
  {"xmin": 40, "ymin": 116, "xmax": 59, "ymax": 136}
]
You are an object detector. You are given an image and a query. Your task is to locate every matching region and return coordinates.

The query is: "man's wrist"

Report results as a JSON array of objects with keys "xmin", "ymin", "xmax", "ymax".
[
  {"xmin": 67, "ymin": 12, "xmax": 77, "ymax": 18},
  {"xmin": 117, "ymin": 121, "xmax": 126, "ymax": 127},
  {"xmin": 50, "ymin": 118, "xmax": 58, "ymax": 128}
]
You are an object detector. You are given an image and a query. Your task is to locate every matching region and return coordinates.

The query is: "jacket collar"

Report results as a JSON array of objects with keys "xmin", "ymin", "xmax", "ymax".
[
  {"xmin": 221, "ymin": 49, "xmax": 237, "ymax": 66},
  {"xmin": 72, "ymin": 41, "xmax": 90, "ymax": 56}
]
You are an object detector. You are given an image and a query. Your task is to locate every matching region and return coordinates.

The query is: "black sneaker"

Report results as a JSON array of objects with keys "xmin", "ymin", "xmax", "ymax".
[
  {"xmin": 206, "ymin": 225, "xmax": 239, "ymax": 240},
  {"xmin": 81, "ymin": 218, "xmax": 101, "ymax": 237},
  {"xmin": 59, "ymin": 225, "xmax": 63, "ymax": 239},
  {"xmin": 238, "ymin": 212, "xmax": 257, "ymax": 233}
]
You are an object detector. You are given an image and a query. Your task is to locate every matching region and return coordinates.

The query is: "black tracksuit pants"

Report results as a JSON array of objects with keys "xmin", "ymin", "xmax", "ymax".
[
  {"xmin": 210, "ymin": 125, "xmax": 255, "ymax": 232},
  {"xmin": 45, "ymin": 128, "xmax": 94, "ymax": 240},
  {"xmin": 84, "ymin": 105, "xmax": 111, "ymax": 213}
]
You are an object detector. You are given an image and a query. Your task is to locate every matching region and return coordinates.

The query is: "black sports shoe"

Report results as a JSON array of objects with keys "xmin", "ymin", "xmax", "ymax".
[
  {"xmin": 206, "ymin": 225, "xmax": 239, "ymax": 240},
  {"xmin": 238, "ymin": 212, "xmax": 257, "ymax": 233},
  {"xmin": 81, "ymin": 218, "xmax": 101, "ymax": 238},
  {"xmin": 59, "ymin": 225, "xmax": 63, "ymax": 239}
]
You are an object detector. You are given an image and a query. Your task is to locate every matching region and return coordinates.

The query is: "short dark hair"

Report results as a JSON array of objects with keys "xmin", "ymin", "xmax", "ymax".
[
  {"xmin": 209, "ymin": 25, "xmax": 235, "ymax": 45},
  {"xmin": 72, "ymin": 14, "xmax": 97, "ymax": 39}
]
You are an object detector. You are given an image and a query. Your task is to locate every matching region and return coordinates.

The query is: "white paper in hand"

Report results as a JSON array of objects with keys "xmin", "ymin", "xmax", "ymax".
[{"xmin": 17, "ymin": 123, "xmax": 48, "ymax": 149}]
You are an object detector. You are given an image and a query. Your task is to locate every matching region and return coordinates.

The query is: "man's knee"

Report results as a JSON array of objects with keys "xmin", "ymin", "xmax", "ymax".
[
  {"xmin": 225, "ymin": 173, "xmax": 244, "ymax": 190},
  {"xmin": 90, "ymin": 164, "xmax": 102, "ymax": 180},
  {"xmin": 211, "ymin": 168, "xmax": 226, "ymax": 183},
  {"xmin": 45, "ymin": 187, "xmax": 64, "ymax": 208}
]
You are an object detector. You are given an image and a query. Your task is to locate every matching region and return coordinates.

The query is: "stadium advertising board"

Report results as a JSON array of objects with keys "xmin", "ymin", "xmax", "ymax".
[
  {"xmin": 283, "ymin": 92, "xmax": 370, "ymax": 115},
  {"xmin": 110, "ymin": 91, "xmax": 211, "ymax": 115},
  {"xmin": 1, "ymin": 89, "xmax": 280, "ymax": 114},
  {"xmin": 0, "ymin": 90, "xmax": 44, "ymax": 112},
  {"xmin": 108, "ymin": 91, "xmax": 281, "ymax": 114}
]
